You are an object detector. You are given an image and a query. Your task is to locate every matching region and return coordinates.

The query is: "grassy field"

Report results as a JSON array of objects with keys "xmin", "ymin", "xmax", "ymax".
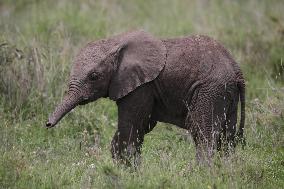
[{"xmin": 0, "ymin": 0, "xmax": 283, "ymax": 188}]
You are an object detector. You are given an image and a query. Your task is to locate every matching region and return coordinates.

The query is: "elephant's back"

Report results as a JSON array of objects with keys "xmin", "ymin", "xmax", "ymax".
[
  {"xmin": 161, "ymin": 35, "xmax": 238, "ymax": 83},
  {"xmin": 156, "ymin": 35, "xmax": 238, "ymax": 113}
]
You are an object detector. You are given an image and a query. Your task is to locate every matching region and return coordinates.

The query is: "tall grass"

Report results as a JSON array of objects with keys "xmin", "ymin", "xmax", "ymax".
[{"xmin": 0, "ymin": 0, "xmax": 283, "ymax": 188}]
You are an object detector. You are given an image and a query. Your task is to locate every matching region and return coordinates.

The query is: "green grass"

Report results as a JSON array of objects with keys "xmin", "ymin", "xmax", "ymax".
[{"xmin": 0, "ymin": 0, "xmax": 283, "ymax": 188}]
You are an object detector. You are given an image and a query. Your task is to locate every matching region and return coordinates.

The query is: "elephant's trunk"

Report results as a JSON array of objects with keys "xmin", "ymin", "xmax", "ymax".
[{"xmin": 46, "ymin": 94, "xmax": 80, "ymax": 128}]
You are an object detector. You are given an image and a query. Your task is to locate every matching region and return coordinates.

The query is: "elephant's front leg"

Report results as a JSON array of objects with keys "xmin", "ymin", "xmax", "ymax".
[{"xmin": 111, "ymin": 84, "xmax": 154, "ymax": 165}]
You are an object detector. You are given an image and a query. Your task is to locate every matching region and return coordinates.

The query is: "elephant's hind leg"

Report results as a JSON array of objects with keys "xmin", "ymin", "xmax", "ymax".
[
  {"xmin": 185, "ymin": 88, "xmax": 230, "ymax": 165},
  {"xmin": 223, "ymin": 94, "xmax": 239, "ymax": 154},
  {"xmin": 186, "ymin": 101, "xmax": 217, "ymax": 165}
]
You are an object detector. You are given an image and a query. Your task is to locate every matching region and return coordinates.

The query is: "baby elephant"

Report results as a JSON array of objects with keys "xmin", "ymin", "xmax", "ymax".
[{"xmin": 46, "ymin": 30, "xmax": 245, "ymax": 165}]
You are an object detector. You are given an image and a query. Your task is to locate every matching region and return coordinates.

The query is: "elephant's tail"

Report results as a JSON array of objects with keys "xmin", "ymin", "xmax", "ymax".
[{"xmin": 236, "ymin": 79, "xmax": 246, "ymax": 148}]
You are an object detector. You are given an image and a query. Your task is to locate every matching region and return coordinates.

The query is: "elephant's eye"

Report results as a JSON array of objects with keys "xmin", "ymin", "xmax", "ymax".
[{"xmin": 90, "ymin": 73, "xmax": 100, "ymax": 81}]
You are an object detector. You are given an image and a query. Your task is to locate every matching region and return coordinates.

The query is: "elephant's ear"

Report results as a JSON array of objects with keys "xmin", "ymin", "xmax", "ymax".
[{"xmin": 108, "ymin": 31, "xmax": 166, "ymax": 100}]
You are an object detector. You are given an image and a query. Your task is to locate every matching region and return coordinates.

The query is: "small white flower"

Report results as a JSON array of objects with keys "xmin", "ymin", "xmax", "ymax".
[{"xmin": 89, "ymin": 163, "xmax": 96, "ymax": 169}]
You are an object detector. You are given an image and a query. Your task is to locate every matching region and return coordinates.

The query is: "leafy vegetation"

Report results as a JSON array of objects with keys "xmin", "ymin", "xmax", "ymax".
[{"xmin": 0, "ymin": 0, "xmax": 283, "ymax": 188}]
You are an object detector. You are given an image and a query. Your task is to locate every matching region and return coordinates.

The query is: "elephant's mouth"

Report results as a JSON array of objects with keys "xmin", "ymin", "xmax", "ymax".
[
  {"xmin": 78, "ymin": 97, "xmax": 91, "ymax": 105},
  {"xmin": 78, "ymin": 96, "xmax": 98, "ymax": 105},
  {"xmin": 79, "ymin": 100, "xmax": 89, "ymax": 105}
]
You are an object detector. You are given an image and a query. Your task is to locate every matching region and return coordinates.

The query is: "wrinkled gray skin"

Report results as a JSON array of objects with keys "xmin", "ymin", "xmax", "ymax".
[{"xmin": 46, "ymin": 31, "xmax": 245, "ymax": 165}]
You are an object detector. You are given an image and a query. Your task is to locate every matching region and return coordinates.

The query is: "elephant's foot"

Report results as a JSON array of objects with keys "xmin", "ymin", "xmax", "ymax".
[
  {"xmin": 195, "ymin": 140, "xmax": 215, "ymax": 167},
  {"xmin": 111, "ymin": 135, "xmax": 142, "ymax": 167},
  {"xmin": 111, "ymin": 146, "xmax": 142, "ymax": 168}
]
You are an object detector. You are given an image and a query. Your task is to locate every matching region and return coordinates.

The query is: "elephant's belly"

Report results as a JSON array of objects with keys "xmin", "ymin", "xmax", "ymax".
[{"xmin": 151, "ymin": 105, "xmax": 187, "ymax": 128}]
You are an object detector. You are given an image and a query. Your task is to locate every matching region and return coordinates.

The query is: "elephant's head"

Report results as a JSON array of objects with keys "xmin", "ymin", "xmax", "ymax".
[{"xmin": 46, "ymin": 31, "xmax": 166, "ymax": 128}]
